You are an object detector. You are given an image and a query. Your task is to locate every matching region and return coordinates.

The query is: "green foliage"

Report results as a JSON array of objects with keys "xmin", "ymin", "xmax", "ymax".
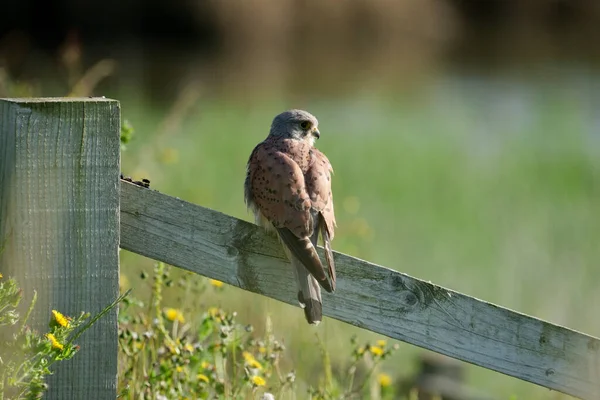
[
  {"xmin": 305, "ymin": 335, "xmax": 400, "ymax": 400},
  {"xmin": 120, "ymin": 119, "xmax": 135, "ymax": 151},
  {"xmin": 0, "ymin": 274, "xmax": 128, "ymax": 399},
  {"xmin": 117, "ymin": 263, "xmax": 400, "ymax": 399}
]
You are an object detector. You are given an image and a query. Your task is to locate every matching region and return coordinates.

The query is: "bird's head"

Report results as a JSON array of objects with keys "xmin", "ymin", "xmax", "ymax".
[{"xmin": 269, "ymin": 109, "xmax": 320, "ymax": 146}]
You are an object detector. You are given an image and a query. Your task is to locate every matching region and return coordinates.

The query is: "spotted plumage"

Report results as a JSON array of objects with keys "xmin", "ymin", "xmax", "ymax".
[{"xmin": 245, "ymin": 110, "xmax": 336, "ymax": 324}]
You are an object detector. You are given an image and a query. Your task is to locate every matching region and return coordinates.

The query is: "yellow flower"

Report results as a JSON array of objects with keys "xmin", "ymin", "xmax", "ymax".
[
  {"xmin": 369, "ymin": 346, "xmax": 384, "ymax": 356},
  {"xmin": 378, "ymin": 373, "xmax": 392, "ymax": 387},
  {"xmin": 247, "ymin": 359, "xmax": 263, "ymax": 370},
  {"xmin": 0, "ymin": 273, "xmax": 3, "ymax": 279},
  {"xmin": 209, "ymin": 279, "xmax": 224, "ymax": 288},
  {"xmin": 166, "ymin": 341, "xmax": 180, "ymax": 355},
  {"xmin": 242, "ymin": 351, "xmax": 263, "ymax": 369},
  {"xmin": 207, "ymin": 307, "xmax": 219, "ymax": 318},
  {"xmin": 251, "ymin": 375, "xmax": 266, "ymax": 387},
  {"xmin": 376, "ymin": 339, "xmax": 387, "ymax": 347},
  {"xmin": 357, "ymin": 347, "xmax": 365, "ymax": 355},
  {"xmin": 164, "ymin": 308, "xmax": 185, "ymax": 323},
  {"xmin": 46, "ymin": 333, "xmax": 64, "ymax": 350},
  {"xmin": 176, "ymin": 366, "xmax": 184, "ymax": 373},
  {"xmin": 258, "ymin": 346, "xmax": 267, "ymax": 354},
  {"xmin": 200, "ymin": 361, "xmax": 211, "ymax": 370},
  {"xmin": 52, "ymin": 310, "xmax": 70, "ymax": 327},
  {"xmin": 184, "ymin": 343, "xmax": 194, "ymax": 353},
  {"xmin": 197, "ymin": 373, "xmax": 209, "ymax": 383}
]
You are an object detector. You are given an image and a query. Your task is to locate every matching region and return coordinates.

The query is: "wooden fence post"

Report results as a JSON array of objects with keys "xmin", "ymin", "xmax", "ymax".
[{"xmin": 0, "ymin": 98, "xmax": 121, "ymax": 399}]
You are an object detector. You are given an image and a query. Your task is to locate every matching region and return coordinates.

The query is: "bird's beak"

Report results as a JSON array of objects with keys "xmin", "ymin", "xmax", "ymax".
[{"xmin": 312, "ymin": 128, "xmax": 321, "ymax": 139}]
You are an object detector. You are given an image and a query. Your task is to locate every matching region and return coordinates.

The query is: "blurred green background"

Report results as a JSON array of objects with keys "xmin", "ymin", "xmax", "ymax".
[{"xmin": 1, "ymin": 1, "xmax": 599, "ymax": 398}]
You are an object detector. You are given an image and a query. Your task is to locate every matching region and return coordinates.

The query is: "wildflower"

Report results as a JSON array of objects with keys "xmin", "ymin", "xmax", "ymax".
[
  {"xmin": 370, "ymin": 346, "xmax": 384, "ymax": 356},
  {"xmin": 242, "ymin": 351, "xmax": 262, "ymax": 369},
  {"xmin": 248, "ymin": 358, "xmax": 263, "ymax": 370},
  {"xmin": 207, "ymin": 307, "xmax": 219, "ymax": 318},
  {"xmin": 376, "ymin": 339, "xmax": 387, "ymax": 347},
  {"xmin": 378, "ymin": 373, "xmax": 392, "ymax": 387},
  {"xmin": 0, "ymin": 273, "xmax": 3, "ymax": 279},
  {"xmin": 166, "ymin": 342, "xmax": 179, "ymax": 355},
  {"xmin": 197, "ymin": 374, "xmax": 209, "ymax": 383},
  {"xmin": 184, "ymin": 343, "xmax": 194, "ymax": 353},
  {"xmin": 176, "ymin": 366, "xmax": 184, "ymax": 373},
  {"xmin": 46, "ymin": 333, "xmax": 64, "ymax": 350},
  {"xmin": 258, "ymin": 346, "xmax": 267, "ymax": 354},
  {"xmin": 251, "ymin": 375, "xmax": 266, "ymax": 387},
  {"xmin": 164, "ymin": 307, "xmax": 185, "ymax": 323},
  {"xmin": 200, "ymin": 361, "xmax": 211, "ymax": 370},
  {"xmin": 209, "ymin": 279, "xmax": 224, "ymax": 288},
  {"xmin": 52, "ymin": 310, "xmax": 70, "ymax": 327}
]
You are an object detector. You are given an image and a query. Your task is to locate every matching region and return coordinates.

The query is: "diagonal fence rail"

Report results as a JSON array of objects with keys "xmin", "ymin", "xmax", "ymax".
[{"xmin": 120, "ymin": 180, "xmax": 600, "ymax": 400}]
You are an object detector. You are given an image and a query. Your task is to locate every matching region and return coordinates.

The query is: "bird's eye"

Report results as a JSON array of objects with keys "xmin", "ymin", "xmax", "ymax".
[{"xmin": 300, "ymin": 121, "xmax": 310, "ymax": 129}]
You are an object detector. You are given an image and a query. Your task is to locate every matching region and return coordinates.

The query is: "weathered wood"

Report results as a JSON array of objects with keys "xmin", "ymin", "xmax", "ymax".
[
  {"xmin": 0, "ymin": 98, "xmax": 121, "ymax": 399},
  {"xmin": 120, "ymin": 181, "xmax": 600, "ymax": 400}
]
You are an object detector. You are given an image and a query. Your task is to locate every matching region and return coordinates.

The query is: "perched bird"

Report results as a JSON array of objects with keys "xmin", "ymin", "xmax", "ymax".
[{"xmin": 244, "ymin": 110, "xmax": 337, "ymax": 325}]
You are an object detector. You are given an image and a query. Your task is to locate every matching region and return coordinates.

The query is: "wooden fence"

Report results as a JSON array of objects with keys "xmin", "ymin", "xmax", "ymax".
[{"xmin": 1, "ymin": 98, "xmax": 599, "ymax": 400}]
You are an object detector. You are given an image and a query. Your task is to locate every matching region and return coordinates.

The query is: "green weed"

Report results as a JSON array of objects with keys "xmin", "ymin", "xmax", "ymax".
[{"xmin": 0, "ymin": 274, "xmax": 127, "ymax": 399}]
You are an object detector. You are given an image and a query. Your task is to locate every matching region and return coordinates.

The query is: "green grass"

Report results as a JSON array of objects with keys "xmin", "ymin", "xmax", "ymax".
[
  {"xmin": 117, "ymin": 263, "xmax": 401, "ymax": 399},
  {"xmin": 116, "ymin": 79, "xmax": 599, "ymax": 399}
]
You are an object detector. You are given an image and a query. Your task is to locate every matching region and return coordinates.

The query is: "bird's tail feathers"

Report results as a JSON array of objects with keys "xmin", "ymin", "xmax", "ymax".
[
  {"xmin": 291, "ymin": 257, "xmax": 323, "ymax": 325},
  {"xmin": 277, "ymin": 227, "xmax": 333, "ymax": 292}
]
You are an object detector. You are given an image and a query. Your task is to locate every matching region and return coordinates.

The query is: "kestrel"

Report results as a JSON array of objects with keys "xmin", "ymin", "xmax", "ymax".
[{"xmin": 244, "ymin": 110, "xmax": 336, "ymax": 325}]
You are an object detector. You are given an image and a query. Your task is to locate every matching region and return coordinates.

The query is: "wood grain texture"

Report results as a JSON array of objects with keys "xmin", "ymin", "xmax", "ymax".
[
  {"xmin": 120, "ymin": 181, "xmax": 600, "ymax": 399},
  {"xmin": 0, "ymin": 98, "xmax": 121, "ymax": 399}
]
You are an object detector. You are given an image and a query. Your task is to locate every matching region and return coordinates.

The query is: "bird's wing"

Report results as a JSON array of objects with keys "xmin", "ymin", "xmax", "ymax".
[
  {"xmin": 306, "ymin": 149, "xmax": 336, "ymax": 237},
  {"xmin": 248, "ymin": 144, "xmax": 312, "ymax": 235},
  {"xmin": 306, "ymin": 149, "xmax": 337, "ymax": 289},
  {"xmin": 248, "ymin": 144, "xmax": 333, "ymax": 291}
]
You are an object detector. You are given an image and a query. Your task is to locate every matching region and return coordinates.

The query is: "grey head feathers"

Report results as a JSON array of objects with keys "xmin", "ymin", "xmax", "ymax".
[{"xmin": 269, "ymin": 109, "xmax": 320, "ymax": 142}]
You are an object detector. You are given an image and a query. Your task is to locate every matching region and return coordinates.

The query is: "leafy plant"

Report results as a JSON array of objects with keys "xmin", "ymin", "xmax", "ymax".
[
  {"xmin": 0, "ymin": 273, "xmax": 128, "ymax": 399},
  {"xmin": 117, "ymin": 263, "xmax": 401, "ymax": 399},
  {"xmin": 120, "ymin": 119, "xmax": 134, "ymax": 151}
]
